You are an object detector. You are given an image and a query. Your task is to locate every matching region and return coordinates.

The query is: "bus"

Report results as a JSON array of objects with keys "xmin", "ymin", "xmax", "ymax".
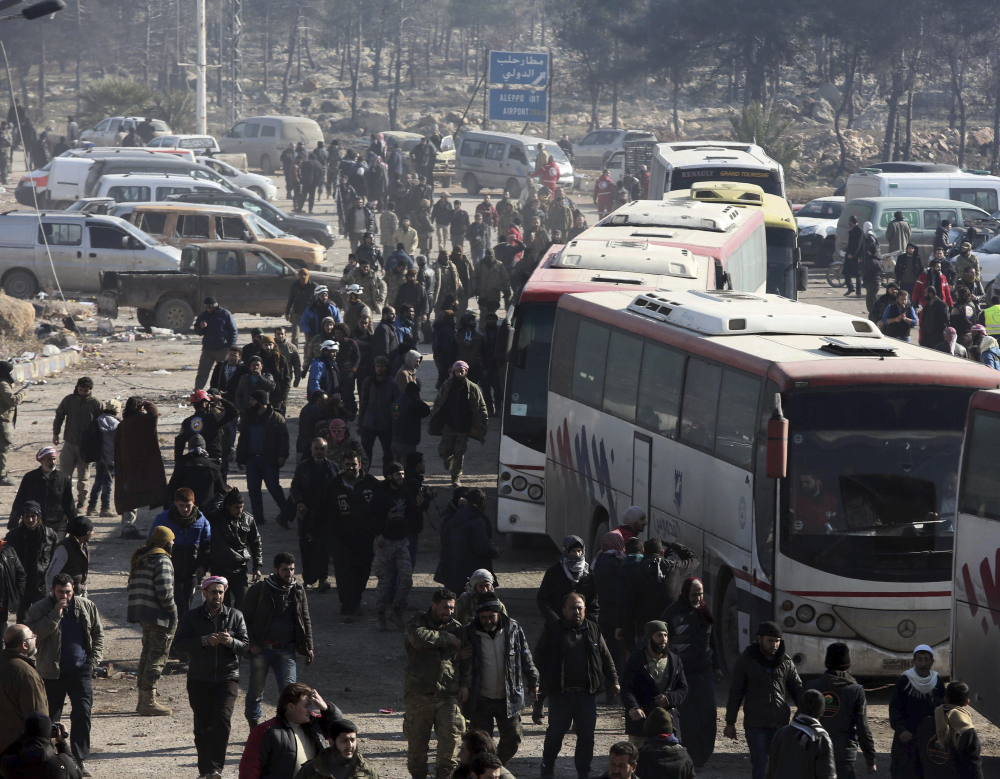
[
  {"xmin": 647, "ymin": 140, "xmax": 786, "ymax": 199},
  {"xmin": 952, "ymin": 389, "xmax": 1000, "ymax": 724},
  {"xmin": 546, "ymin": 286, "xmax": 1000, "ymax": 675},
  {"xmin": 497, "ymin": 201, "xmax": 767, "ymax": 540},
  {"xmin": 663, "ymin": 181, "xmax": 801, "ymax": 300}
]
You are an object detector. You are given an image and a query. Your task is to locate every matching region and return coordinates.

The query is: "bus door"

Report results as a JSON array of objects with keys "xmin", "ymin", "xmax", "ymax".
[{"xmin": 632, "ymin": 433, "xmax": 652, "ymax": 525}]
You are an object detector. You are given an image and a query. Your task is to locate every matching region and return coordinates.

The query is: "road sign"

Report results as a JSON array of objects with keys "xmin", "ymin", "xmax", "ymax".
[
  {"xmin": 489, "ymin": 51, "xmax": 549, "ymax": 87},
  {"xmin": 488, "ymin": 89, "xmax": 548, "ymax": 123}
]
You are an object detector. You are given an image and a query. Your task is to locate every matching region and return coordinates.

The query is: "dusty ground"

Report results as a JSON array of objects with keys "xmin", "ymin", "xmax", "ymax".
[{"xmin": 4, "ymin": 164, "xmax": 999, "ymax": 778}]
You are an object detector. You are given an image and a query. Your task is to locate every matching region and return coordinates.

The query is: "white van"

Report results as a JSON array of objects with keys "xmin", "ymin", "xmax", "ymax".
[
  {"xmin": 218, "ymin": 116, "xmax": 325, "ymax": 174},
  {"xmin": 94, "ymin": 173, "xmax": 230, "ymax": 203},
  {"xmin": 845, "ymin": 169, "xmax": 1000, "ymax": 213},
  {"xmin": 0, "ymin": 213, "xmax": 180, "ymax": 298},
  {"xmin": 454, "ymin": 131, "xmax": 573, "ymax": 199}
]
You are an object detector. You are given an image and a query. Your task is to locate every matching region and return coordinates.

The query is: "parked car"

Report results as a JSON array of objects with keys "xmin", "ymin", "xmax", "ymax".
[
  {"xmin": 378, "ymin": 131, "xmax": 455, "ymax": 187},
  {"xmin": 0, "ymin": 212, "xmax": 180, "ymax": 298},
  {"xmin": 145, "ymin": 134, "xmax": 221, "ymax": 154},
  {"xmin": 79, "ymin": 117, "xmax": 172, "ymax": 147},
  {"xmin": 571, "ymin": 129, "xmax": 657, "ymax": 169},
  {"xmin": 218, "ymin": 115, "xmax": 324, "ymax": 174},
  {"xmin": 196, "ymin": 156, "xmax": 277, "ymax": 200},
  {"xmin": 455, "ymin": 130, "xmax": 573, "ymax": 199},
  {"xmin": 93, "ymin": 173, "xmax": 230, "ymax": 203},
  {"xmin": 122, "ymin": 202, "xmax": 327, "ymax": 269},
  {"xmin": 97, "ymin": 241, "xmax": 341, "ymax": 331},
  {"xmin": 795, "ymin": 196, "xmax": 844, "ymax": 266},
  {"xmin": 165, "ymin": 190, "xmax": 335, "ymax": 247}
]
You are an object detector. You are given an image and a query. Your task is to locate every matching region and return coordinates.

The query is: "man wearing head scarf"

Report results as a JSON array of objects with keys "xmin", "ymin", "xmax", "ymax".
[
  {"xmin": 621, "ymin": 537, "xmax": 700, "ymax": 651},
  {"xmin": 8, "ymin": 447, "xmax": 77, "ymax": 536},
  {"xmin": 621, "ymin": 621, "xmax": 688, "ymax": 748},
  {"xmin": 454, "ymin": 569, "xmax": 507, "ymax": 626},
  {"xmin": 429, "ymin": 361, "xmax": 489, "ymax": 488},
  {"xmin": 886, "ymin": 644, "xmax": 945, "ymax": 779},
  {"xmin": 763, "ymin": 689, "xmax": 835, "ymax": 779},
  {"xmin": 0, "ymin": 359, "xmax": 25, "ymax": 486},
  {"xmin": 0, "ymin": 711, "xmax": 82, "ymax": 779},
  {"xmin": 936, "ymin": 326, "xmax": 969, "ymax": 358},
  {"xmin": 536, "ymin": 536, "xmax": 599, "ymax": 627},
  {"xmin": 127, "ymin": 525, "xmax": 177, "ymax": 716},
  {"xmin": 5, "ymin": 501, "xmax": 56, "ymax": 621},
  {"xmin": 208, "ymin": 487, "xmax": 263, "ymax": 608}
]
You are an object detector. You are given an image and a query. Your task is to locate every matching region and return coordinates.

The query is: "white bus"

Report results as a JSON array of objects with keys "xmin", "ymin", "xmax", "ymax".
[
  {"xmin": 546, "ymin": 287, "xmax": 1000, "ymax": 675},
  {"xmin": 648, "ymin": 141, "xmax": 785, "ymax": 200}
]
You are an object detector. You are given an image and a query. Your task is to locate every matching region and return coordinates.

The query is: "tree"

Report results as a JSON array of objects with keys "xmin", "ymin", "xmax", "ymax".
[
  {"xmin": 79, "ymin": 78, "xmax": 157, "ymax": 125},
  {"xmin": 729, "ymin": 101, "xmax": 800, "ymax": 170}
]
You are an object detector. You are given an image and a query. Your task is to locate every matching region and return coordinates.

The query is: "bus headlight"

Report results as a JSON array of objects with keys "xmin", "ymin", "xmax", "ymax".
[
  {"xmin": 501, "ymin": 486, "xmax": 512, "ymax": 495},
  {"xmin": 527, "ymin": 485, "xmax": 543, "ymax": 500},
  {"xmin": 816, "ymin": 614, "xmax": 836, "ymax": 632},
  {"xmin": 512, "ymin": 476, "xmax": 528, "ymax": 491},
  {"xmin": 795, "ymin": 605, "xmax": 816, "ymax": 623}
]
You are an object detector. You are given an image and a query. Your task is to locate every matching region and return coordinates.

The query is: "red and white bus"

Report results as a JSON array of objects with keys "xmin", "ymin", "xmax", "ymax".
[
  {"xmin": 497, "ymin": 201, "xmax": 766, "ymax": 539},
  {"xmin": 952, "ymin": 389, "xmax": 1000, "ymax": 724},
  {"xmin": 546, "ymin": 287, "xmax": 999, "ymax": 675}
]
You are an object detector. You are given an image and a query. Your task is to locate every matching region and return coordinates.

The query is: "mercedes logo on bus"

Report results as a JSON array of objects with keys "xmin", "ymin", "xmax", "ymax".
[{"xmin": 898, "ymin": 619, "xmax": 917, "ymax": 639}]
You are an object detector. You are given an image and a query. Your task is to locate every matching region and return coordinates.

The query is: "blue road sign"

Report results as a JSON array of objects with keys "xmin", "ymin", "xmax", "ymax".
[
  {"xmin": 489, "ymin": 51, "xmax": 549, "ymax": 87},
  {"xmin": 488, "ymin": 89, "xmax": 548, "ymax": 123}
]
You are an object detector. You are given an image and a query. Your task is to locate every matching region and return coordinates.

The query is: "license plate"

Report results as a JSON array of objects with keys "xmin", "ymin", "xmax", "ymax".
[{"xmin": 882, "ymin": 658, "xmax": 914, "ymax": 671}]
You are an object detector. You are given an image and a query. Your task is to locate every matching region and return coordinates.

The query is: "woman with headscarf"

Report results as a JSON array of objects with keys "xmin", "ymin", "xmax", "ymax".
[
  {"xmin": 0, "ymin": 359, "xmax": 24, "ymax": 486},
  {"xmin": 536, "ymin": 535, "xmax": 599, "ymax": 627},
  {"xmin": 114, "ymin": 396, "xmax": 166, "ymax": 539},
  {"xmin": 661, "ymin": 577, "xmax": 722, "ymax": 768},
  {"xmin": 454, "ymin": 568, "xmax": 507, "ymax": 626},
  {"xmin": 978, "ymin": 333, "xmax": 1000, "ymax": 370},
  {"xmin": 592, "ymin": 531, "xmax": 627, "ymax": 695},
  {"xmin": 860, "ymin": 220, "xmax": 884, "ymax": 313}
]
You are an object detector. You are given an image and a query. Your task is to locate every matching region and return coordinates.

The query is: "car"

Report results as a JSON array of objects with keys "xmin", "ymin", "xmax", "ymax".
[
  {"xmin": 164, "ymin": 191, "xmax": 335, "ymax": 248},
  {"xmin": 79, "ymin": 117, "xmax": 172, "ymax": 147},
  {"xmin": 145, "ymin": 134, "xmax": 221, "ymax": 154},
  {"xmin": 92, "ymin": 173, "xmax": 230, "ymax": 203},
  {"xmin": 571, "ymin": 129, "xmax": 657, "ymax": 169},
  {"xmin": 196, "ymin": 156, "xmax": 277, "ymax": 201},
  {"xmin": 795, "ymin": 196, "xmax": 844, "ymax": 266}
]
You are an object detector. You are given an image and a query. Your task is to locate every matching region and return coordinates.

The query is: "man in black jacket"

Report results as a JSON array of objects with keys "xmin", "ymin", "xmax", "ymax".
[
  {"xmin": 724, "ymin": 621, "xmax": 804, "ymax": 779},
  {"xmin": 621, "ymin": 621, "xmax": 688, "ymax": 746},
  {"xmin": 536, "ymin": 536, "xmax": 599, "ymax": 628},
  {"xmin": 0, "ymin": 529, "xmax": 25, "ymax": 623},
  {"xmin": 371, "ymin": 462, "xmax": 414, "ymax": 630},
  {"xmin": 165, "ymin": 435, "xmax": 226, "ymax": 513},
  {"xmin": 804, "ymin": 643, "xmax": 876, "ymax": 778},
  {"xmin": 240, "ymin": 552, "xmax": 314, "ymax": 728},
  {"xmin": 8, "ymin": 446, "xmax": 76, "ymax": 535},
  {"xmin": 208, "ymin": 487, "xmax": 262, "ymax": 608},
  {"xmin": 322, "ymin": 450, "xmax": 381, "ymax": 621},
  {"xmin": 175, "ymin": 389, "xmax": 239, "ymax": 469},
  {"xmin": 288, "ymin": 437, "xmax": 339, "ymax": 587},
  {"xmin": 235, "ymin": 391, "xmax": 289, "ymax": 526},
  {"xmin": 174, "ymin": 576, "xmax": 249, "ymax": 779},
  {"xmin": 621, "ymin": 538, "xmax": 700, "ymax": 650},
  {"xmin": 537, "ymin": 592, "xmax": 620, "ymax": 779},
  {"xmin": 5, "ymin": 501, "xmax": 56, "ymax": 621},
  {"xmin": 209, "ymin": 347, "xmax": 247, "ymax": 404},
  {"xmin": 285, "ymin": 268, "xmax": 318, "ymax": 345}
]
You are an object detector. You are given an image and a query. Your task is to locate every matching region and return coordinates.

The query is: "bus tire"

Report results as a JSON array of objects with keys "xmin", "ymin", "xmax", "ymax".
[{"xmin": 717, "ymin": 571, "xmax": 742, "ymax": 677}]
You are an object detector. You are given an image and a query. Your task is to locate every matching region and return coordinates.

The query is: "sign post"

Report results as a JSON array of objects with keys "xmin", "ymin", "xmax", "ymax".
[{"xmin": 488, "ymin": 51, "xmax": 550, "ymax": 125}]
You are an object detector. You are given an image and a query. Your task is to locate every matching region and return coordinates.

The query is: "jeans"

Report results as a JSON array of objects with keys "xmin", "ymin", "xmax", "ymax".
[
  {"xmin": 245, "ymin": 454, "xmax": 286, "ymax": 523},
  {"xmin": 542, "ymin": 691, "xmax": 598, "ymax": 778},
  {"xmin": 359, "ymin": 427, "xmax": 393, "ymax": 475},
  {"xmin": 245, "ymin": 646, "xmax": 297, "ymax": 722},
  {"xmin": 88, "ymin": 461, "xmax": 113, "ymax": 512},
  {"xmin": 188, "ymin": 677, "xmax": 238, "ymax": 775},
  {"xmin": 45, "ymin": 666, "xmax": 93, "ymax": 761},
  {"xmin": 745, "ymin": 726, "xmax": 778, "ymax": 779}
]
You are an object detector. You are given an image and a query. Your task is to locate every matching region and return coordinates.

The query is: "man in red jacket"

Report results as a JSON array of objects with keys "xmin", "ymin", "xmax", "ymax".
[
  {"xmin": 532, "ymin": 154, "xmax": 561, "ymax": 198},
  {"xmin": 593, "ymin": 169, "xmax": 615, "ymax": 219}
]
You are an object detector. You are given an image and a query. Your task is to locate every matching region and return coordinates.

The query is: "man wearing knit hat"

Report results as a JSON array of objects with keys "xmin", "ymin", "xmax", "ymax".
[
  {"xmin": 621, "ymin": 621, "xmax": 688, "ymax": 748},
  {"xmin": 724, "ymin": 621, "xmax": 803, "ymax": 779},
  {"xmin": 126, "ymin": 525, "xmax": 177, "ymax": 716},
  {"xmin": 5, "ymin": 501, "xmax": 56, "ymax": 621},
  {"xmin": 804, "ymin": 643, "xmax": 876, "ymax": 778},
  {"xmin": 635, "ymin": 708, "xmax": 696, "ymax": 779},
  {"xmin": 459, "ymin": 591, "xmax": 539, "ymax": 764},
  {"xmin": 8, "ymin": 446, "xmax": 77, "ymax": 535},
  {"xmin": 45, "ymin": 516, "xmax": 93, "ymax": 597}
]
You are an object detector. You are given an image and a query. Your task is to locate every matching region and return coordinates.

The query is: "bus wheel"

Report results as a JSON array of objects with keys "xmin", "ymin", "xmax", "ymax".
[{"xmin": 718, "ymin": 572, "xmax": 742, "ymax": 676}]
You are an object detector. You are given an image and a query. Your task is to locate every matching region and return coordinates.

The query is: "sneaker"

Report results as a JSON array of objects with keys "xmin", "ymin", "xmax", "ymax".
[{"xmin": 843, "ymin": 289, "xmax": 854, "ymax": 296}]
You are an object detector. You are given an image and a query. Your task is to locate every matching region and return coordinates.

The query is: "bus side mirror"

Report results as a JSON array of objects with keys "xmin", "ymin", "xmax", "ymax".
[
  {"xmin": 496, "ymin": 316, "xmax": 515, "ymax": 363},
  {"xmin": 797, "ymin": 263, "xmax": 808, "ymax": 292},
  {"xmin": 766, "ymin": 394, "xmax": 788, "ymax": 479}
]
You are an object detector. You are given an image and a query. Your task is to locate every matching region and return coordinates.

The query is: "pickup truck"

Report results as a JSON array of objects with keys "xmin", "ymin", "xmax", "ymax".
[{"xmin": 97, "ymin": 241, "xmax": 341, "ymax": 332}]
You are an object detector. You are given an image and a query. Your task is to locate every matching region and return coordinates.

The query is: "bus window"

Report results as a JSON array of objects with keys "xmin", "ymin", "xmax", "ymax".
[
  {"xmin": 549, "ymin": 310, "xmax": 578, "ymax": 397},
  {"xmin": 680, "ymin": 359, "xmax": 722, "ymax": 450},
  {"xmin": 636, "ymin": 342, "xmax": 684, "ymax": 436},
  {"xmin": 571, "ymin": 319, "xmax": 610, "ymax": 407},
  {"xmin": 602, "ymin": 330, "xmax": 643, "ymax": 422},
  {"xmin": 715, "ymin": 370, "xmax": 761, "ymax": 467},
  {"xmin": 960, "ymin": 411, "xmax": 1000, "ymax": 521}
]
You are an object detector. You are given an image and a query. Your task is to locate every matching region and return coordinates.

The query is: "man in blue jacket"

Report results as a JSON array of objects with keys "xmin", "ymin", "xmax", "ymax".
[
  {"xmin": 299, "ymin": 286, "xmax": 342, "ymax": 342},
  {"xmin": 307, "ymin": 340, "xmax": 341, "ymax": 398},
  {"xmin": 195, "ymin": 297, "xmax": 238, "ymax": 391}
]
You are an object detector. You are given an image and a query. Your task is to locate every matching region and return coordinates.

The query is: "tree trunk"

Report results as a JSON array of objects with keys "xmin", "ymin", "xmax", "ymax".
[
  {"xmin": 264, "ymin": 7, "xmax": 271, "ymax": 92},
  {"xmin": 350, "ymin": 9, "xmax": 363, "ymax": 124},
  {"xmin": 903, "ymin": 83, "xmax": 914, "ymax": 161},
  {"xmin": 373, "ymin": 0, "xmax": 388, "ymax": 91},
  {"xmin": 833, "ymin": 46, "xmax": 860, "ymax": 182},
  {"xmin": 75, "ymin": 0, "xmax": 82, "ymax": 113},
  {"xmin": 611, "ymin": 39, "xmax": 619, "ymax": 130},
  {"xmin": 280, "ymin": 3, "xmax": 300, "ymax": 110},
  {"xmin": 143, "ymin": 0, "xmax": 152, "ymax": 84},
  {"xmin": 445, "ymin": 27, "xmax": 451, "ymax": 65},
  {"xmin": 671, "ymin": 70, "xmax": 680, "ymax": 136},
  {"xmin": 589, "ymin": 82, "xmax": 601, "ymax": 130},
  {"xmin": 389, "ymin": 0, "xmax": 403, "ymax": 131},
  {"xmin": 37, "ymin": 34, "xmax": 44, "ymax": 111},
  {"xmin": 951, "ymin": 55, "xmax": 967, "ymax": 168}
]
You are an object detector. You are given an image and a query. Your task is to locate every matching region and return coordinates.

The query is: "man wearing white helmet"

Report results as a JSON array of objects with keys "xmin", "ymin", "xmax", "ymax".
[
  {"xmin": 307, "ymin": 340, "xmax": 341, "ymax": 398},
  {"xmin": 343, "ymin": 284, "xmax": 372, "ymax": 333},
  {"xmin": 343, "ymin": 256, "xmax": 387, "ymax": 314},
  {"xmin": 299, "ymin": 285, "xmax": 341, "ymax": 342}
]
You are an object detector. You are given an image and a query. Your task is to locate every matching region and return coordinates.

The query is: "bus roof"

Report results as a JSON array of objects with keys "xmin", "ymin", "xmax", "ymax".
[
  {"xmin": 559, "ymin": 289, "xmax": 1000, "ymax": 391},
  {"xmin": 666, "ymin": 182, "xmax": 796, "ymax": 232},
  {"xmin": 653, "ymin": 142, "xmax": 778, "ymax": 171}
]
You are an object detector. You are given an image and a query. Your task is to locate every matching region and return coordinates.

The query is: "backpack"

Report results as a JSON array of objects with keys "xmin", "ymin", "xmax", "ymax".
[{"xmin": 79, "ymin": 417, "xmax": 104, "ymax": 464}]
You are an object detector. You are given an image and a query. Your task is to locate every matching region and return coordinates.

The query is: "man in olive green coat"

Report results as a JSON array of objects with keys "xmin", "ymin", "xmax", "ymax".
[
  {"xmin": 0, "ymin": 360, "xmax": 24, "ymax": 486},
  {"xmin": 403, "ymin": 587, "xmax": 468, "ymax": 779}
]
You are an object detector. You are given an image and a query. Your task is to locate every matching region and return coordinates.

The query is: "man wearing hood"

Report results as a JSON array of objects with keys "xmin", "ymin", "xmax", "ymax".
[
  {"xmin": 439, "ymin": 488, "xmax": 498, "ymax": 596},
  {"xmin": 0, "ymin": 359, "xmax": 25, "ymax": 486},
  {"xmin": 0, "ymin": 711, "xmax": 82, "ymax": 779},
  {"xmin": 236, "ymin": 390, "xmax": 290, "ymax": 526},
  {"xmin": 621, "ymin": 621, "xmax": 688, "ymax": 748},
  {"xmin": 804, "ymin": 643, "xmax": 875, "ymax": 778},
  {"xmin": 300, "ymin": 286, "xmax": 342, "ymax": 343},
  {"xmin": 292, "ymin": 718, "xmax": 378, "ymax": 779},
  {"xmin": 345, "ymin": 255, "xmax": 388, "ymax": 313},
  {"xmin": 536, "ymin": 536, "xmax": 599, "ymax": 627},
  {"xmin": 887, "ymin": 644, "xmax": 945, "ymax": 779},
  {"xmin": 0, "ymin": 624, "xmax": 48, "ymax": 754},
  {"xmin": 208, "ymin": 487, "xmax": 262, "ymax": 608},
  {"xmin": 259, "ymin": 335, "xmax": 293, "ymax": 414},
  {"xmin": 148, "ymin": 489, "xmax": 210, "ymax": 642},
  {"xmin": 392, "ymin": 381, "xmax": 431, "ymax": 464},
  {"xmin": 636, "ymin": 709, "xmax": 697, "ymax": 779},
  {"xmin": 5, "ymin": 501, "xmax": 55, "ymax": 621},
  {"xmin": 621, "ymin": 538, "xmax": 700, "ymax": 650},
  {"xmin": 724, "ymin": 622, "xmax": 804, "ymax": 779},
  {"xmin": 165, "ymin": 434, "xmax": 226, "ymax": 512},
  {"xmin": 763, "ymin": 690, "xmax": 836, "ymax": 779},
  {"xmin": 115, "ymin": 398, "xmax": 167, "ymax": 539},
  {"xmin": 126, "ymin": 525, "xmax": 177, "ymax": 716},
  {"xmin": 429, "ymin": 361, "xmax": 488, "ymax": 488},
  {"xmin": 285, "ymin": 268, "xmax": 318, "ymax": 345},
  {"xmin": 240, "ymin": 552, "xmax": 314, "ymax": 728},
  {"xmin": 307, "ymin": 315, "xmax": 340, "ymax": 364},
  {"xmin": 358, "ymin": 355, "xmax": 400, "ymax": 474}
]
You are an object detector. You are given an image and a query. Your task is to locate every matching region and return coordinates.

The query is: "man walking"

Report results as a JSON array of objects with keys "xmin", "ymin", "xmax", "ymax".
[
  {"xmin": 285, "ymin": 268, "xmax": 317, "ymax": 345},
  {"xmin": 372, "ymin": 462, "xmax": 416, "ymax": 630},
  {"xmin": 536, "ymin": 592, "xmax": 619, "ymax": 779},
  {"xmin": 207, "ymin": 487, "xmax": 262, "ymax": 607},
  {"xmin": 459, "ymin": 592, "xmax": 539, "ymax": 764},
  {"xmin": 888, "ymin": 644, "xmax": 945, "ymax": 779},
  {"xmin": 25, "ymin": 573, "xmax": 104, "ymax": 777},
  {"xmin": 53, "ymin": 377, "xmax": 102, "ymax": 511},
  {"xmin": 724, "ymin": 621, "xmax": 803, "ymax": 779},
  {"xmin": 9, "ymin": 446, "xmax": 77, "ymax": 535},
  {"xmin": 429, "ymin": 361, "xmax": 489, "ymax": 487},
  {"xmin": 358, "ymin": 355, "xmax": 401, "ymax": 474},
  {"xmin": 0, "ymin": 623, "xmax": 48, "ymax": 753},
  {"xmin": 621, "ymin": 621, "xmax": 688, "ymax": 747},
  {"xmin": 0, "ymin": 359, "xmax": 25, "ymax": 486},
  {"xmin": 195, "ymin": 297, "xmax": 239, "ymax": 391},
  {"xmin": 404, "ymin": 587, "xmax": 468, "ymax": 779},
  {"xmin": 174, "ymin": 576, "xmax": 248, "ymax": 779},
  {"xmin": 885, "ymin": 211, "xmax": 911, "ymax": 257},
  {"xmin": 5, "ymin": 501, "xmax": 55, "ymax": 621},
  {"xmin": 288, "ymin": 437, "xmax": 338, "ymax": 588},
  {"xmin": 764, "ymin": 690, "xmax": 836, "ymax": 779},
  {"xmin": 235, "ymin": 390, "xmax": 289, "ymax": 526},
  {"xmin": 126, "ymin": 525, "xmax": 177, "ymax": 717},
  {"xmin": 239, "ymin": 551, "xmax": 314, "ymax": 728}
]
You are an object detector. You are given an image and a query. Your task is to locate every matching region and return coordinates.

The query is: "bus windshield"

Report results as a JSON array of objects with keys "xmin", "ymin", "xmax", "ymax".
[
  {"xmin": 765, "ymin": 226, "xmax": 796, "ymax": 298},
  {"xmin": 782, "ymin": 387, "xmax": 974, "ymax": 582},
  {"xmin": 671, "ymin": 167, "xmax": 783, "ymax": 197},
  {"xmin": 503, "ymin": 302, "xmax": 555, "ymax": 453}
]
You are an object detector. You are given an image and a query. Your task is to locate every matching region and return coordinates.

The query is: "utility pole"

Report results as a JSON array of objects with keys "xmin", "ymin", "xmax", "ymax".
[
  {"xmin": 232, "ymin": 0, "xmax": 243, "ymax": 121},
  {"xmin": 195, "ymin": 0, "xmax": 207, "ymax": 133}
]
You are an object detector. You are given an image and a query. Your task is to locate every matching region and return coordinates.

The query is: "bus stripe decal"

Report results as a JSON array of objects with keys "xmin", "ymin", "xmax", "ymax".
[{"xmin": 787, "ymin": 590, "xmax": 950, "ymax": 598}]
